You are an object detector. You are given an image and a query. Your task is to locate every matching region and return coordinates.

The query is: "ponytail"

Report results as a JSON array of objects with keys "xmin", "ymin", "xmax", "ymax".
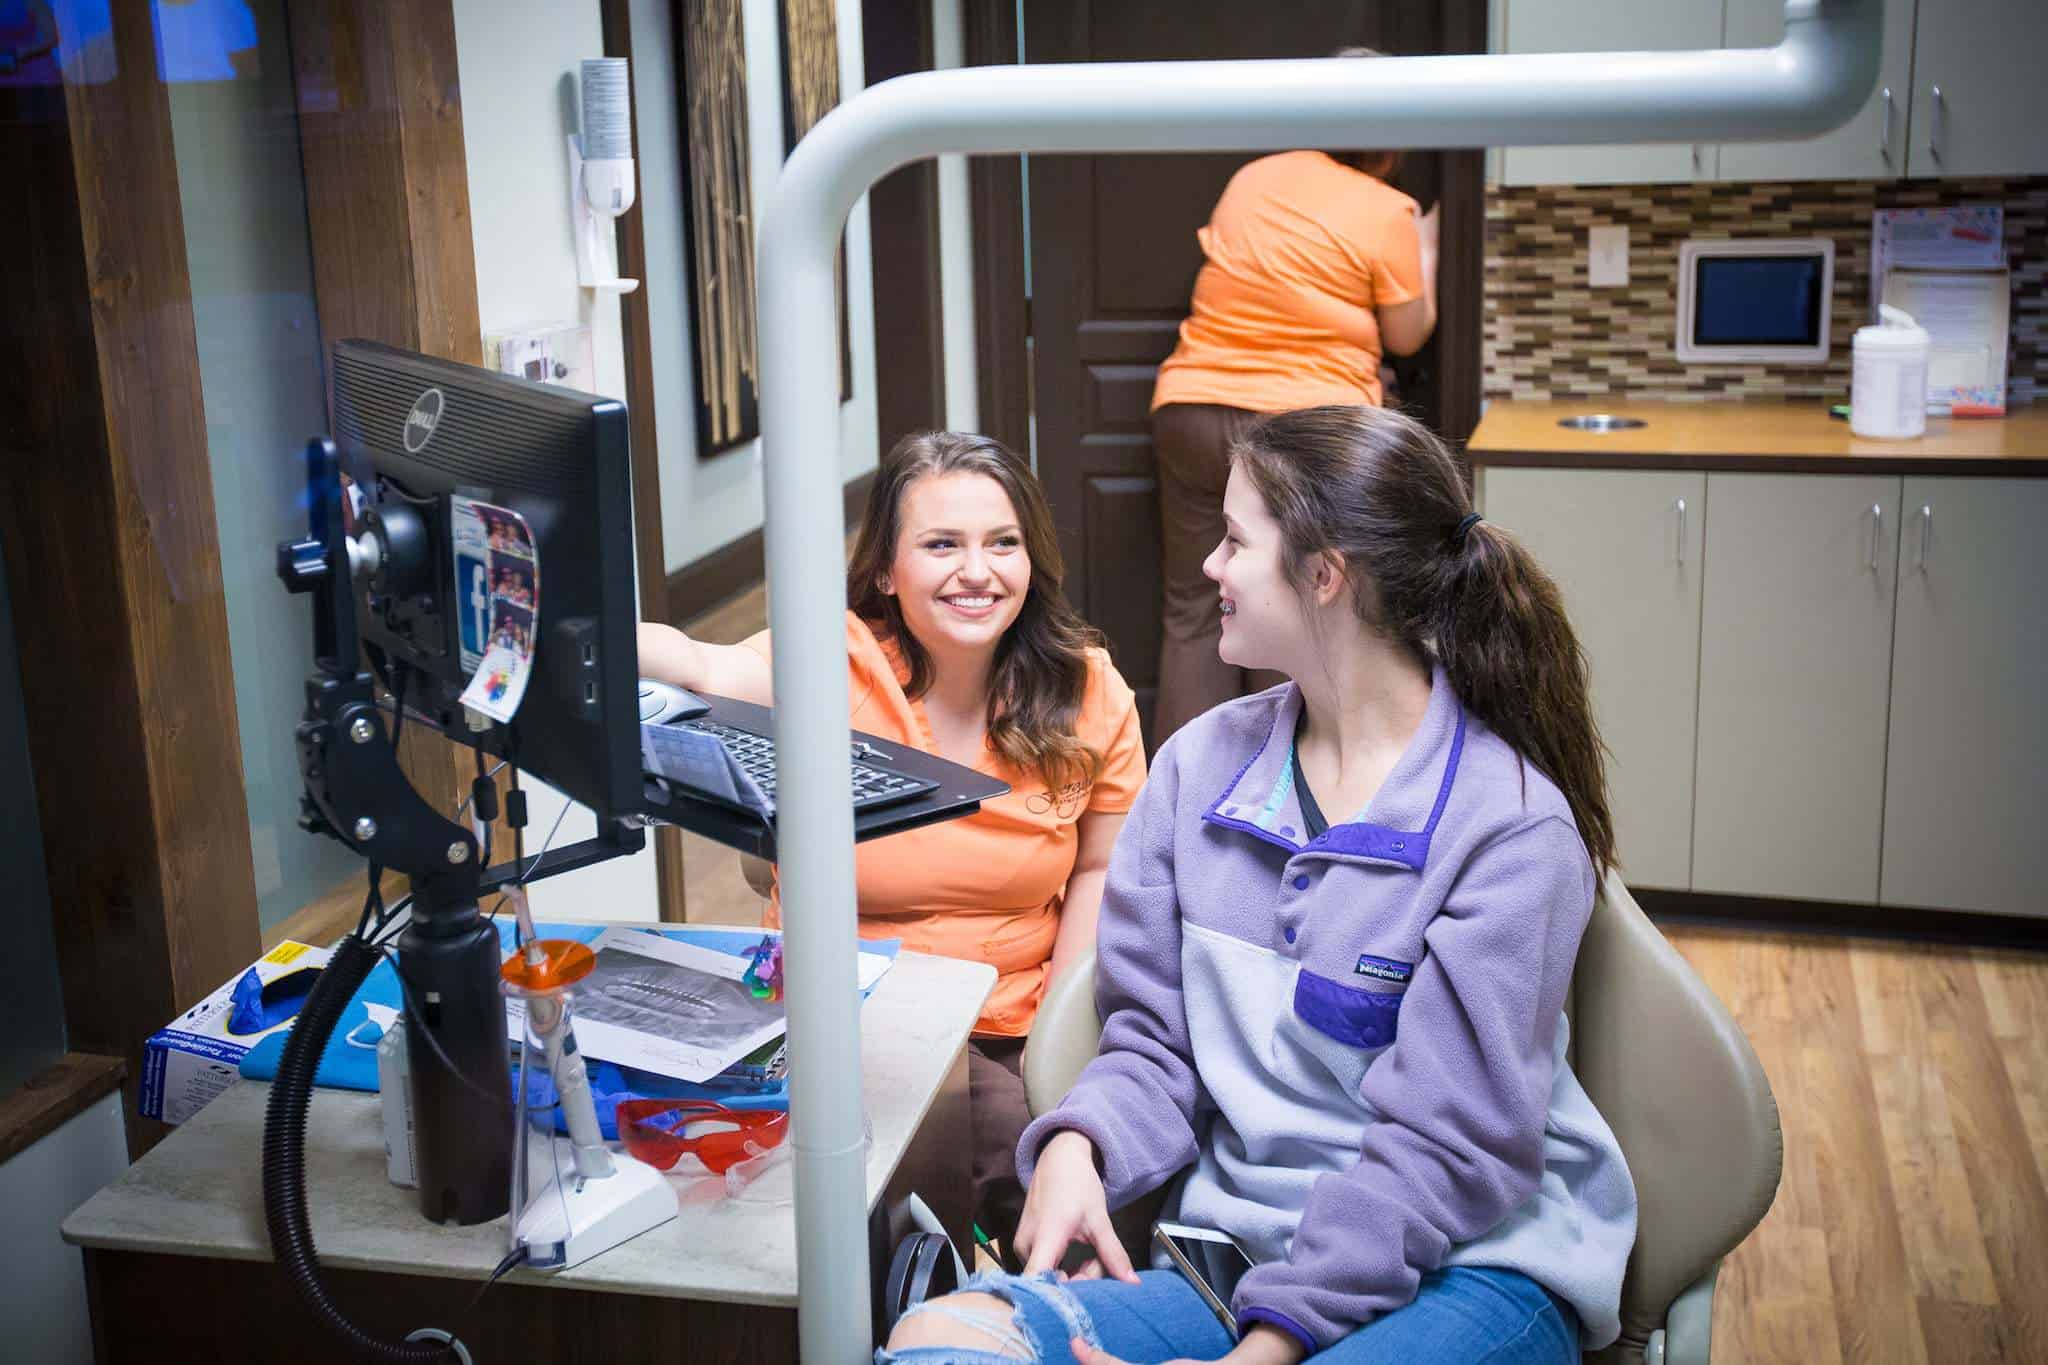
[
  {"xmin": 1232, "ymin": 406, "xmax": 1615, "ymax": 877},
  {"xmin": 1433, "ymin": 524, "xmax": 1615, "ymax": 877}
]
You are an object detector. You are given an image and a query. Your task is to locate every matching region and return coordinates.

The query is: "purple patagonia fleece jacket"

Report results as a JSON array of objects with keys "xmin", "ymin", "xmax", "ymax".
[{"xmin": 1017, "ymin": 671, "xmax": 1637, "ymax": 1354}]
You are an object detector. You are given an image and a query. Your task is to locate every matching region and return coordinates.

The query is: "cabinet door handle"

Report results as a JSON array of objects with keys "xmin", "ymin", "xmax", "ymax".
[
  {"xmin": 1917, "ymin": 503, "xmax": 1932, "ymax": 572},
  {"xmin": 1929, "ymin": 85, "xmax": 1945, "ymax": 164},
  {"xmin": 1869, "ymin": 503, "xmax": 1883, "ymax": 571},
  {"xmin": 1674, "ymin": 497, "xmax": 1687, "ymax": 565},
  {"xmin": 1880, "ymin": 87, "xmax": 1892, "ymax": 163}
]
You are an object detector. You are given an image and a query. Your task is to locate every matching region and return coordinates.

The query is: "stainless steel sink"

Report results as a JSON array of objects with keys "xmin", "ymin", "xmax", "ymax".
[{"xmin": 1557, "ymin": 414, "xmax": 1647, "ymax": 432}]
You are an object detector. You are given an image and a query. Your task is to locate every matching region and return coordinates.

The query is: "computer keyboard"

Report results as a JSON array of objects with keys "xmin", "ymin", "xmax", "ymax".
[{"xmin": 672, "ymin": 716, "xmax": 939, "ymax": 814}]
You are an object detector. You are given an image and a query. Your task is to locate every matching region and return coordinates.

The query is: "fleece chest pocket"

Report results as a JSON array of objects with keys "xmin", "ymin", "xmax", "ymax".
[{"xmin": 1291, "ymin": 968, "xmax": 1404, "ymax": 1050}]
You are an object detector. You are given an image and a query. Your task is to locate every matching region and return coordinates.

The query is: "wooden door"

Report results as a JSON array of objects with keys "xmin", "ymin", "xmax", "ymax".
[
  {"xmin": 1692, "ymin": 473, "xmax": 1901, "ymax": 905},
  {"xmin": 1021, "ymin": 0, "xmax": 1484, "ymax": 744},
  {"xmin": 1881, "ymin": 478, "xmax": 2048, "ymax": 917},
  {"xmin": 1479, "ymin": 467, "xmax": 1707, "ymax": 891}
]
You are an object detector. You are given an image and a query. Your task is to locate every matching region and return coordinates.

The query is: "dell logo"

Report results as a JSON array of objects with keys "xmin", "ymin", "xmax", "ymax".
[{"xmin": 403, "ymin": 388, "xmax": 446, "ymax": 453}]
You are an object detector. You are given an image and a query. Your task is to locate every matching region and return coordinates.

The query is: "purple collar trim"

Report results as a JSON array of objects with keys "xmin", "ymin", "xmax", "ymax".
[
  {"xmin": 1299, "ymin": 710, "xmax": 1464, "ymax": 870},
  {"xmin": 1201, "ymin": 689, "xmax": 1305, "ymax": 855},
  {"xmin": 1202, "ymin": 676, "xmax": 1466, "ymax": 873}
]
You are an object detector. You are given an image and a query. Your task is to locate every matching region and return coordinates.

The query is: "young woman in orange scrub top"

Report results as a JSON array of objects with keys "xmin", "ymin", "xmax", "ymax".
[
  {"xmin": 1150, "ymin": 55, "xmax": 1440, "ymax": 744},
  {"xmin": 638, "ymin": 431, "xmax": 1146, "ymax": 1258}
]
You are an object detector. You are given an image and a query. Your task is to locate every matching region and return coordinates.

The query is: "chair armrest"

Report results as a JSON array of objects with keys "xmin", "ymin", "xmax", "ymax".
[
  {"xmin": 1660, "ymin": 1261, "xmax": 1719, "ymax": 1365},
  {"xmin": 1021, "ymin": 948, "xmax": 1101, "ymax": 1116}
]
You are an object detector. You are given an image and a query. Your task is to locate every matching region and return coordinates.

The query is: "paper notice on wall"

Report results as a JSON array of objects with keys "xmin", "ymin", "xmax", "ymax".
[
  {"xmin": 450, "ymin": 497, "xmax": 540, "ymax": 723},
  {"xmin": 1881, "ymin": 268, "xmax": 2011, "ymax": 415},
  {"xmin": 1870, "ymin": 206, "xmax": 2004, "ymax": 316}
]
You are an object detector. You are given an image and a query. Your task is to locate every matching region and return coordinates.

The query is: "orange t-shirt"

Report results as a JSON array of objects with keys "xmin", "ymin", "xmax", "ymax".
[
  {"xmin": 743, "ymin": 612, "xmax": 1146, "ymax": 1037},
  {"xmin": 1151, "ymin": 150, "xmax": 1423, "ymax": 413}
]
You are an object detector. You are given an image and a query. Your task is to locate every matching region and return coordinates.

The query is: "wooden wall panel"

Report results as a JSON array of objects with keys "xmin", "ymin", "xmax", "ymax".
[
  {"xmin": 286, "ymin": 0, "xmax": 503, "ymax": 841},
  {"xmin": 0, "ymin": 1, "xmax": 263, "ymax": 1150},
  {"xmin": 287, "ymin": 0, "xmax": 483, "ymax": 368}
]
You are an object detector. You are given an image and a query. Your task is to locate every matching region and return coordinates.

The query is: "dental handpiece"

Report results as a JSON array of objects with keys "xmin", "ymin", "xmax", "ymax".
[{"xmin": 527, "ymin": 990, "xmax": 613, "ymax": 1181}]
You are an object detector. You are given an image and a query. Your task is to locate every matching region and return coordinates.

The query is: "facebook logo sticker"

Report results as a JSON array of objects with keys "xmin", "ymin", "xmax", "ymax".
[{"xmin": 458, "ymin": 553, "xmax": 490, "ymax": 664}]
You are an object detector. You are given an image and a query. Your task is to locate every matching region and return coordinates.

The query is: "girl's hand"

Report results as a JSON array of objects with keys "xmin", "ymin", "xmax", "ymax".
[
  {"xmin": 1069, "ymin": 1323, "xmax": 1309, "ymax": 1365},
  {"xmin": 1013, "ymin": 1131, "xmax": 1139, "ymax": 1283}
]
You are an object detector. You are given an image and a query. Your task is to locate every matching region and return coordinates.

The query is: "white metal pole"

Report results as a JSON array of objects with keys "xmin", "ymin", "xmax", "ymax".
[{"xmin": 755, "ymin": 2, "xmax": 1878, "ymax": 1358}]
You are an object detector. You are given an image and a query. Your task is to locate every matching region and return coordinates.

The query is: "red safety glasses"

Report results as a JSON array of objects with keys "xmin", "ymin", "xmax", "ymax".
[{"xmin": 615, "ymin": 1099, "xmax": 788, "ymax": 1175}]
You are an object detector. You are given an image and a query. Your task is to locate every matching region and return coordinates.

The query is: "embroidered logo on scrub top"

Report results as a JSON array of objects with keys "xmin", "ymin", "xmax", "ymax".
[
  {"xmin": 1027, "ymin": 778, "xmax": 1090, "ymax": 819},
  {"xmin": 1355, "ymin": 954, "xmax": 1413, "ymax": 985}
]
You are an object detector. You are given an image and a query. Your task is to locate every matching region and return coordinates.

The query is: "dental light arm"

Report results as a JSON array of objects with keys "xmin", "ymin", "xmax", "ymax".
[{"xmin": 752, "ymin": 3, "xmax": 1880, "ymax": 1360}]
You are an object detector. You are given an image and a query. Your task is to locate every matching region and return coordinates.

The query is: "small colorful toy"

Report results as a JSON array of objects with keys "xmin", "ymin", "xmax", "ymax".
[{"xmin": 741, "ymin": 934, "xmax": 784, "ymax": 1001}]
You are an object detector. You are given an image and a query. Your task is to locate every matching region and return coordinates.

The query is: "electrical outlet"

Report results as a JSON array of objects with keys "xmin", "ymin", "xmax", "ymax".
[{"xmin": 1588, "ymin": 224, "xmax": 1629, "ymax": 288}]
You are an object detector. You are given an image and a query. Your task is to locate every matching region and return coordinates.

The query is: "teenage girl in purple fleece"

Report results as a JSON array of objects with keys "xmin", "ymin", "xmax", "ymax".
[{"xmin": 881, "ymin": 405, "xmax": 1637, "ymax": 1365}]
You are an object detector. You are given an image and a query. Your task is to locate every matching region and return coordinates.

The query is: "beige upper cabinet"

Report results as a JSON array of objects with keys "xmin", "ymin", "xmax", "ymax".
[
  {"xmin": 1478, "ymin": 467, "xmax": 1706, "ymax": 890},
  {"xmin": 1880, "ymin": 478, "xmax": 2048, "ymax": 917},
  {"xmin": 1500, "ymin": 0, "xmax": 2048, "ymax": 185},
  {"xmin": 1718, "ymin": 0, "xmax": 1918, "ymax": 183},
  {"xmin": 1497, "ymin": 0, "xmax": 1724, "ymax": 187},
  {"xmin": 1691, "ymin": 473, "xmax": 1901, "ymax": 904},
  {"xmin": 1903, "ymin": 0, "xmax": 2048, "ymax": 178}
]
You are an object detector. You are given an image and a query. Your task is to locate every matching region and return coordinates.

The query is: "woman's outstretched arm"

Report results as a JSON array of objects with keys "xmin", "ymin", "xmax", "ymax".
[{"xmin": 636, "ymin": 621, "xmax": 774, "ymax": 706}]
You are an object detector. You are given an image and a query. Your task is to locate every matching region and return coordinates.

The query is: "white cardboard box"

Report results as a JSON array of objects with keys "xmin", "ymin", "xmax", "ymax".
[{"xmin": 139, "ymin": 940, "xmax": 334, "ymax": 1125}]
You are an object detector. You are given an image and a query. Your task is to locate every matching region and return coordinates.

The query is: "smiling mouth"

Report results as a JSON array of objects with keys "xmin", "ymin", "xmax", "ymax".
[
  {"xmin": 941, "ymin": 594, "xmax": 1000, "ymax": 611},
  {"xmin": 1219, "ymin": 599, "xmax": 1236, "ymax": 617}
]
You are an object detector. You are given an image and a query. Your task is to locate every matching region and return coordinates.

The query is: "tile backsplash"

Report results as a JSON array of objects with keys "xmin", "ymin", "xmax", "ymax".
[{"xmin": 1483, "ymin": 177, "xmax": 2047, "ymax": 406}]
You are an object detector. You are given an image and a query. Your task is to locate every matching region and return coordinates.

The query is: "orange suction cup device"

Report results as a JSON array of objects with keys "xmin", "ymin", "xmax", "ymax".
[{"xmin": 500, "ymin": 939, "xmax": 596, "ymax": 996}]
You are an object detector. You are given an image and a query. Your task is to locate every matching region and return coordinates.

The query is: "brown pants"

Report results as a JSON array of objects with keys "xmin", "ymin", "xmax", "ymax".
[
  {"xmin": 1152, "ymin": 402, "xmax": 1287, "ymax": 744},
  {"xmin": 966, "ymin": 1035, "xmax": 1032, "ymax": 1262}
]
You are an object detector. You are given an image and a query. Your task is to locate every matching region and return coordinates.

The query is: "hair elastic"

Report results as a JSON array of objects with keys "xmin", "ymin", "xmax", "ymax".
[{"xmin": 1450, "ymin": 512, "xmax": 1483, "ymax": 549}]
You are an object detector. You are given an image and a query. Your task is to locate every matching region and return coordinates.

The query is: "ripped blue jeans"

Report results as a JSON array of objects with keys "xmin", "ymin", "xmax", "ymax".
[{"xmin": 877, "ymin": 1264, "xmax": 1579, "ymax": 1364}]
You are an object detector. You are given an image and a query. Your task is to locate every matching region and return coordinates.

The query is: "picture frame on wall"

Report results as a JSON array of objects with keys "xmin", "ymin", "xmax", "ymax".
[
  {"xmin": 676, "ymin": 0, "xmax": 761, "ymax": 457},
  {"xmin": 778, "ymin": 0, "xmax": 851, "ymax": 401}
]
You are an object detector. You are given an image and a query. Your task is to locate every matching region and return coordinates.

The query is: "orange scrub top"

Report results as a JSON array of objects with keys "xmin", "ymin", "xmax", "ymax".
[
  {"xmin": 1151, "ymin": 150, "xmax": 1423, "ymax": 413},
  {"xmin": 744, "ymin": 612, "xmax": 1146, "ymax": 1037}
]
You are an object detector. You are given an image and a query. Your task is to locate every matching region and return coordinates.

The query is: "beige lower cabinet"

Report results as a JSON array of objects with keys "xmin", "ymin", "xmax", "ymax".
[
  {"xmin": 1880, "ymin": 478, "xmax": 2048, "ymax": 917},
  {"xmin": 1692, "ymin": 474, "xmax": 1902, "ymax": 903},
  {"xmin": 1478, "ymin": 466, "xmax": 1705, "ymax": 890}
]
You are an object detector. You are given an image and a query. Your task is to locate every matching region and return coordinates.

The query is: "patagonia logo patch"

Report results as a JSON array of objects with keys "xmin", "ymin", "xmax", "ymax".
[{"xmin": 1354, "ymin": 954, "xmax": 1413, "ymax": 985}]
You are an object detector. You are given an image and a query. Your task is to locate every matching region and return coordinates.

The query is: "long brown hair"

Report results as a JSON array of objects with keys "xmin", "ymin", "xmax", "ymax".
[
  {"xmin": 846, "ymin": 432, "xmax": 1106, "ymax": 793},
  {"xmin": 1232, "ymin": 406, "xmax": 1615, "ymax": 877}
]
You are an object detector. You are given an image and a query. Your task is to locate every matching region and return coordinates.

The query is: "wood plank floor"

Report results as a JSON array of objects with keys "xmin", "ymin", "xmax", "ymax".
[
  {"xmin": 678, "ymin": 583, "xmax": 2048, "ymax": 1362},
  {"xmin": 1663, "ymin": 926, "xmax": 2048, "ymax": 1365}
]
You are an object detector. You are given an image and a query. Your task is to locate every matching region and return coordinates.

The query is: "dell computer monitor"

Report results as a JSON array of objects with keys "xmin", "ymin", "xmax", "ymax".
[{"xmin": 328, "ymin": 339, "xmax": 641, "ymax": 829}]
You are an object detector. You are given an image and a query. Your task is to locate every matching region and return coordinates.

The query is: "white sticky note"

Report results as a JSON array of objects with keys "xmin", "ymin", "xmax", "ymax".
[{"xmin": 1589, "ymin": 225, "xmax": 1629, "ymax": 288}]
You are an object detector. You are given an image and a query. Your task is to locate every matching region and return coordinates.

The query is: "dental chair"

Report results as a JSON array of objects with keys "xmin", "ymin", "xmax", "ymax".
[{"xmin": 1020, "ymin": 871, "xmax": 1782, "ymax": 1365}]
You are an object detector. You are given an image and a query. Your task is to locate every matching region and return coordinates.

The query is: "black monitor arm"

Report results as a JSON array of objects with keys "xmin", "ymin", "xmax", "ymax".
[
  {"xmin": 278, "ymin": 439, "xmax": 484, "ymax": 915},
  {"xmin": 275, "ymin": 438, "xmax": 511, "ymax": 1234}
]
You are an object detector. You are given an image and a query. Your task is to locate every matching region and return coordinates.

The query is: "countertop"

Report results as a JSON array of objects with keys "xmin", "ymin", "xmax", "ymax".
[
  {"xmin": 1467, "ymin": 401, "xmax": 2048, "ymax": 475},
  {"xmin": 61, "ymin": 948, "xmax": 994, "ymax": 1308}
]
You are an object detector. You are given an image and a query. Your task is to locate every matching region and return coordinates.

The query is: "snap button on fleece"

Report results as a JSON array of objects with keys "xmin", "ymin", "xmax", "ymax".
[
  {"xmin": 1279, "ymin": 825, "xmax": 1296, "ymax": 838},
  {"xmin": 1283, "ymin": 927, "xmax": 1297, "ymax": 944},
  {"xmin": 1292, "ymin": 875, "xmax": 1310, "ymax": 891},
  {"xmin": 1391, "ymin": 840, "xmax": 1405, "ymax": 852}
]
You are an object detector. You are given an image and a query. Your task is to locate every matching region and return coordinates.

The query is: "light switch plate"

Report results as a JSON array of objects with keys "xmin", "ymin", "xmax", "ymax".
[{"xmin": 1589, "ymin": 224, "xmax": 1629, "ymax": 288}]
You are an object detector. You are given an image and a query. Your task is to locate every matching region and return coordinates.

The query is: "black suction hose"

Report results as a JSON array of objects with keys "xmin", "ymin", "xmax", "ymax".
[{"xmin": 261, "ymin": 933, "xmax": 454, "ymax": 1361}]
